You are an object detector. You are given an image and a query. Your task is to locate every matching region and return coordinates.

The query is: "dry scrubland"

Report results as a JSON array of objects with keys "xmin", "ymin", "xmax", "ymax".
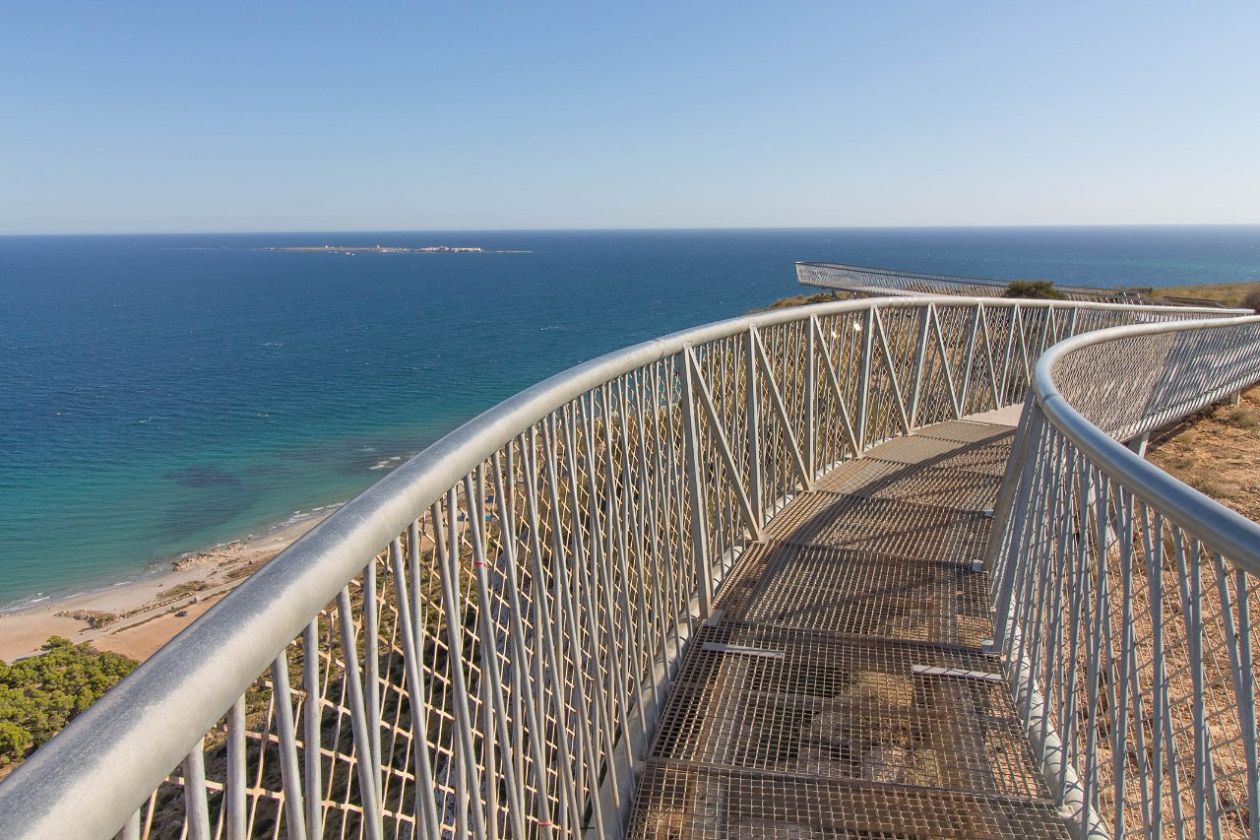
[
  {"xmin": 1156, "ymin": 281, "xmax": 1260, "ymax": 310},
  {"xmin": 1148, "ymin": 383, "xmax": 1260, "ymax": 521}
]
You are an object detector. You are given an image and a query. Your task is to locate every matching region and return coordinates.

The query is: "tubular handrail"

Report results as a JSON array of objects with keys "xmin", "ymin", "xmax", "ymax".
[
  {"xmin": 0, "ymin": 294, "xmax": 1252, "ymax": 840},
  {"xmin": 1035, "ymin": 316, "xmax": 1260, "ymax": 572},
  {"xmin": 990, "ymin": 314, "xmax": 1260, "ymax": 839}
]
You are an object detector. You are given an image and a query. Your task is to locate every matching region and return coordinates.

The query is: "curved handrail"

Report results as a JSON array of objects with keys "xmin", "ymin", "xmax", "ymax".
[
  {"xmin": 1034, "ymin": 316, "xmax": 1260, "ymax": 572},
  {"xmin": 991, "ymin": 314, "xmax": 1260, "ymax": 839},
  {"xmin": 0, "ymin": 294, "xmax": 1250, "ymax": 840}
]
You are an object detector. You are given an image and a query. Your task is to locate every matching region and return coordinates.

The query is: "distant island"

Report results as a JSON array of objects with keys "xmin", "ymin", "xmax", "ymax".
[{"xmin": 261, "ymin": 244, "xmax": 529, "ymax": 254}]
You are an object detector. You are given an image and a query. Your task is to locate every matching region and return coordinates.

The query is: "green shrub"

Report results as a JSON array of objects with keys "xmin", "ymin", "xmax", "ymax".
[
  {"xmin": 1242, "ymin": 288, "xmax": 1260, "ymax": 313},
  {"xmin": 1004, "ymin": 280, "xmax": 1067, "ymax": 300},
  {"xmin": 0, "ymin": 637, "xmax": 138, "ymax": 766}
]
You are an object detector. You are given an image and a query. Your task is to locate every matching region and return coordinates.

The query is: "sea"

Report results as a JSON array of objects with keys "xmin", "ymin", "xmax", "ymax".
[{"xmin": 3, "ymin": 226, "xmax": 1259, "ymax": 607}]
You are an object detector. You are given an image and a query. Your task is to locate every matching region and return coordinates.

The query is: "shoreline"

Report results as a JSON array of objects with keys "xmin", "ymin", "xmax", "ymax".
[{"xmin": 0, "ymin": 506, "xmax": 340, "ymax": 663}]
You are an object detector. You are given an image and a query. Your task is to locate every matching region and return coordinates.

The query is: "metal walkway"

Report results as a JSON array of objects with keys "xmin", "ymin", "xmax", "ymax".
[{"xmin": 626, "ymin": 418, "xmax": 1069, "ymax": 839}]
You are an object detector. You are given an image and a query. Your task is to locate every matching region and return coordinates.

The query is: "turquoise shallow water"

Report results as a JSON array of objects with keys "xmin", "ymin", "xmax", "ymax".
[{"xmin": 2, "ymin": 226, "xmax": 1258, "ymax": 606}]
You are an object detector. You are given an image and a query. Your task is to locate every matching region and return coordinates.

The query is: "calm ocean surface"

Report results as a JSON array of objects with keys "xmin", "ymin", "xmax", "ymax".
[{"xmin": 3, "ymin": 226, "xmax": 1259, "ymax": 606}]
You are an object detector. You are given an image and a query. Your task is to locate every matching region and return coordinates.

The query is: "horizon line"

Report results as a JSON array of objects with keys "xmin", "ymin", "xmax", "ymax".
[{"xmin": 4, "ymin": 221, "xmax": 1260, "ymax": 238}]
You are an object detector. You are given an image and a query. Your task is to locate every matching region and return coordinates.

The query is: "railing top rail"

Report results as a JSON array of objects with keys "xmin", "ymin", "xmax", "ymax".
[{"xmin": 1032, "ymin": 314, "xmax": 1260, "ymax": 575}]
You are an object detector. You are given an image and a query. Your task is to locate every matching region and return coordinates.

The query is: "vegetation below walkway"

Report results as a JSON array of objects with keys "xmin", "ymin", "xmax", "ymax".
[
  {"xmin": 1148, "ymin": 383, "xmax": 1260, "ymax": 522},
  {"xmin": 0, "ymin": 638, "xmax": 138, "ymax": 774}
]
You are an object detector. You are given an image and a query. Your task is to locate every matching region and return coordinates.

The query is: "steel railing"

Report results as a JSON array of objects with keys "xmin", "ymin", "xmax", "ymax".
[
  {"xmin": 988, "ymin": 315, "xmax": 1260, "ymax": 839},
  {"xmin": 0, "ymin": 295, "xmax": 1246, "ymax": 840},
  {"xmin": 796, "ymin": 261, "xmax": 1159, "ymax": 304}
]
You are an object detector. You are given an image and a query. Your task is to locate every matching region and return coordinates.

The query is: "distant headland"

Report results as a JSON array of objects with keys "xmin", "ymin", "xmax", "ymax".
[{"xmin": 261, "ymin": 244, "xmax": 529, "ymax": 254}]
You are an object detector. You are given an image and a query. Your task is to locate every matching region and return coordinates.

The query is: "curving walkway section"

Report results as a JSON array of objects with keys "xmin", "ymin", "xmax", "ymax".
[{"xmin": 627, "ymin": 418, "xmax": 1069, "ymax": 839}]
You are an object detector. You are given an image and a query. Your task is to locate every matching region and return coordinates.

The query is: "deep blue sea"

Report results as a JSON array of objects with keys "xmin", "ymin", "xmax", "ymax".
[{"xmin": 3, "ymin": 226, "xmax": 1259, "ymax": 606}]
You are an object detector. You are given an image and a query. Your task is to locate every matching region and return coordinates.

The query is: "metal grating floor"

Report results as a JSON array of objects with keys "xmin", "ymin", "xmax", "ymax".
[
  {"xmin": 866, "ymin": 434, "xmax": 1014, "ymax": 477},
  {"xmin": 814, "ymin": 459, "xmax": 1001, "ymax": 512},
  {"xmin": 764, "ymin": 493, "xmax": 991, "ymax": 566},
  {"xmin": 715, "ymin": 543, "xmax": 992, "ymax": 646},
  {"xmin": 651, "ymin": 625, "xmax": 1045, "ymax": 798},
  {"xmin": 627, "ymin": 764, "xmax": 1069, "ymax": 839},
  {"xmin": 627, "ymin": 418, "xmax": 1068, "ymax": 839},
  {"xmin": 915, "ymin": 419, "xmax": 1016, "ymax": 445}
]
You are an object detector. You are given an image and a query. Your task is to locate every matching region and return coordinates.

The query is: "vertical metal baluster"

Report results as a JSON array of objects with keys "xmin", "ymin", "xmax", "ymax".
[
  {"xmin": 1144, "ymin": 511, "xmax": 1181, "ymax": 835},
  {"xmin": 362, "ymin": 557, "xmax": 382, "ymax": 810},
  {"xmin": 1040, "ymin": 438, "xmax": 1073, "ymax": 767},
  {"xmin": 538, "ymin": 417, "xmax": 594, "ymax": 831},
  {"xmin": 614, "ymin": 385, "xmax": 655, "ymax": 725},
  {"xmin": 224, "ymin": 697, "xmax": 247, "ymax": 840},
  {"xmin": 270, "ymin": 650, "xmax": 309, "ymax": 840},
  {"xmin": 336, "ymin": 586, "xmax": 384, "ymax": 840},
  {"xmin": 118, "ymin": 811, "xmax": 141, "ymax": 840},
  {"xmin": 872, "ymin": 308, "xmax": 910, "ymax": 436},
  {"xmin": 559, "ymin": 406, "xmax": 622, "ymax": 826},
  {"xmin": 805, "ymin": 314, "xmax": 817, "ymax": 477},
  {"xmin": 679, "ymin": 347, "xmax": 713, "ymax": 619},
  {"xmin": 500, "ymin": 450, "xmax": 527, "ymax": 805},
  {"xmin": 929, "ymin": 304, "xmax": 962, "ymax": 420},
  {"xmin": 1058, "ymin": 458, "xmax": 1091, "ymax": 801},
  {"xmin": 1017, "ymin": 433, "xmax": 1062, "ymax": 744},
  {"xmin": 979, "ymin": 306, "xmax": 1003, "ymax": 409},
  {"xmin": 906, "ymin": 303, "xmax": 931, "ymax": 429},
  {"xmin": 744, "ymin": 327, "xmax": 765, "ymax": 528},
  {"xmin": 1122, "ymin": 503, "xmax": 1156, "ymax": 833},
  {"xmin": 638, "ymin": 369, "xmax": 673, "ymax": 700},
  {"xmin": 183, "ymin": 740, "xmax": 212, "ymax": 840},
  {"xmin": 1170, "ymin": 528, "xmax": 1202, "ymax": 839},
  {"xmin": 999, "ymin": 305, "xmax": 1020, "ymax": 404},
  {"xmin": 463, "ymin": 473, "xmax": 528, "ymax": 839},
  {"xmin": 301, "ymin": 620, "xmax": 323, "ymax": 840},
  {"xmin": 431, "ymin": 494, "xmax": 488, "ymax": 840},
  {"xmin": 856, "ymin": 307, "xmax": 874, "ymax": 451},
  {"xmin": 1231, "ymin": 567, "xmax": 1260, "ymax": 840},
  {"xmin": 598, "ymin": 387, "xmax": 649, "ymax": 750},
  {"xmin": 493, "ymin": 448, "xmax": 565, "ymax": 839},
  {"xmin": 1110, "ymin": 486, "xmax": 1136, "ymax": 837},
  {"xmin": 522, "ymin": 431, "xmax": 583, "ymax": 834},
  {"xmin": 991, "ymin": 409, "xmax": 1046, "ymax": 650},
  {"xmin": 388, "ymin": 538, "xmax": 445, "ymax": 840},
  {"xmin": 957, "ymin": 304, "xmax": 982, "ymax": 413},
  {"xmin": 1081, "ymin": 466, "xmax": 1112, "ymax": 829}
]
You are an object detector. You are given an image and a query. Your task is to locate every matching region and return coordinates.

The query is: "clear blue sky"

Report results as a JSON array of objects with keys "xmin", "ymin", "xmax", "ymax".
[{"xmin": 3, "ymin": 1, "xmax": 1259, "ymax": 234}]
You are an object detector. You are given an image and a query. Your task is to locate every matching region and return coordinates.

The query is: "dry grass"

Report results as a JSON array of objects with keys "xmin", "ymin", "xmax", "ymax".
[
  {"xmin": 1147, "ymin": 383, "xmax": 1260, "ymax": 522},
  {"xmin": 752, "ymin": 291, "xmax": 848, "ymax": 312},
  {"xmin": 1154, "ymin": 281, "xmax": 1260, "ymax": 311}
]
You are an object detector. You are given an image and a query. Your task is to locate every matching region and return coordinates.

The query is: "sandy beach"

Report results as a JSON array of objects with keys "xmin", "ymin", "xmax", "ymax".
[{"xmin": 0, "ymin": 511, "xmax": 337, "ymax": 663}]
